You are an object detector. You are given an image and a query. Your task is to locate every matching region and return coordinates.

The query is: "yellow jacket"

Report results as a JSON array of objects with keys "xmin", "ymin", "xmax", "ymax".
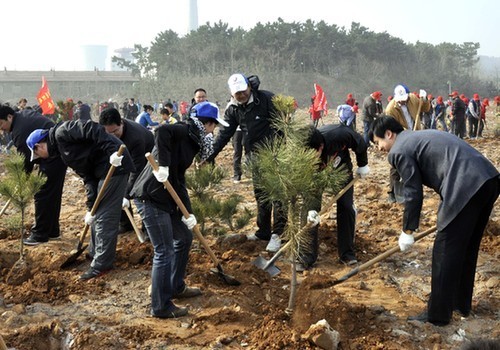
[{"xmin": 384, "ymin": 94, "xmax": 430, "ymax": 130}]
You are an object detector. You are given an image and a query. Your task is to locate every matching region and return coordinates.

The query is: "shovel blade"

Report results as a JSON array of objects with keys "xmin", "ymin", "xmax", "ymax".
[
  {"xmin": 252, "ymin": 256, "xmax": 281, "ymax": 277},
  {"xmin": 60, "ymin": 244, "xmax": 88, "ymax": 269}
]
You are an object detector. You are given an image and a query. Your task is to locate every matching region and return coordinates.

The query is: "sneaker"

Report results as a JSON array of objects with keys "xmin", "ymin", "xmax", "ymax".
[
  {"xmin": 49, "ymin": 235, "xmax": 61, "ymax": 241},
  {"xmin": 152, "ymin": 305, "xmax": 188, "ymax": 319},
  {"xmin": 173, "ymin": 285, "xmax": 202, "ymax": 299},
  {"xmin": 79, "ymin": 268, "xmax": 110, "ymax": 280},
  {"xmin": 233, "ymin": 175, "xmax": 241, "ymax": 184},
  {"xmin": 340, "ymin": 258, "xmax": 358, "ymax": 266},
  {"xmin": 247, "ymin": 233, "xmax": 259, "ymax": 241},
  {"xmin": 23, "ymin": 235, "xmax": 47, "ymax": 246},
  {"xmin": 266, "ymin": 234, "xmax": 281, "ymax": 252}
]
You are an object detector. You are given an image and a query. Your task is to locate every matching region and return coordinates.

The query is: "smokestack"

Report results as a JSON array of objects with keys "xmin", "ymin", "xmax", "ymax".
[{"xmin": 188, "ymin": 0, "xmax": 198, "ymax": 32}]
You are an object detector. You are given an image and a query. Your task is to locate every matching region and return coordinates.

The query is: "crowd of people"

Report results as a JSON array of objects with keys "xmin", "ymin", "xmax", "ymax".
[{"xmin": 0, "ymin": 77, "xmax": 499, "ymax": 327}]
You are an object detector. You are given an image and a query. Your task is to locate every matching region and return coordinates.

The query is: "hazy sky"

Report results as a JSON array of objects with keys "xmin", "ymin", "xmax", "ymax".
[{"xmin": 1, "ymin": 0, "xmax": 498, "ymax": 71}]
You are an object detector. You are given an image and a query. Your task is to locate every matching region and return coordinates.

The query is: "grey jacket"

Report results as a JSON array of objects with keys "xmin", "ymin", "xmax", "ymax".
[{"xmin": 388, "ymin": 130, "xmax": 498, "ymax": 231}]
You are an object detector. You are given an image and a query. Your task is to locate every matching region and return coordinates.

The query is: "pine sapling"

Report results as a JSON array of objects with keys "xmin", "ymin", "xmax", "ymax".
[{"xmin": 0, "ymin": 153, "xmax": 46, "ymax": 285}]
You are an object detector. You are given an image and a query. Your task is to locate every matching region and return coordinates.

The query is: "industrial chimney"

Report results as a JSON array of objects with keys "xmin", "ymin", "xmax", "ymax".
[{"xmin": 188, "ymin": 0, "xmax": 199, "ymax": 32}]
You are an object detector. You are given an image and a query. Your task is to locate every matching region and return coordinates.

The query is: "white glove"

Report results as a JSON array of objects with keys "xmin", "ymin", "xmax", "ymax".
[
  {"xmin": 307, "ymin": 210, "xmax": 320, "ymax": 226},
  {"xmin": 109, "ymin": 152, "xmax": 123, "ymax": 167},
  {"xmin": 419, "ymin": 89, "xmax": 427, "ymax": 99},
  {"xmin": 356, "ymin": 165, "xmax": 370, "ymax": 178},
  {"xmin": 182, "ymin": 214, "xmax": 197, "ymax": 230},
  {"xmin": 84, "ymin": 211, "xmax": 95, "ymax": 226},
  {"xmin": 153, "ymin": 166, "xmax": 169, "ymax": 183},
  {"xmin": 399, "ymin": 231, "xmax": 415, "ymax": 251},
  {"xmin": 122, "ymin": 197, "xmax": 130, "ymax": 209}
]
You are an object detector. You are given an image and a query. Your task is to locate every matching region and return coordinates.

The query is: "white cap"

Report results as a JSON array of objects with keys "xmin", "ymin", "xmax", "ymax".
[
  {"xmin": 227, "ymin": 74, "xmax": 248, "ymax": 94},
  {"xmin": 394, "ymin": 85, "xmax": 409, "ymax": 102}
]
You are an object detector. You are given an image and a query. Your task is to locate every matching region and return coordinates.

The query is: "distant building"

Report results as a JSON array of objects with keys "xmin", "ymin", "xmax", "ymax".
[
  {"xmin": 80, "ymin": 45, "xmax": 108, "ymax": 71},
  {"xmin": 0, "ymin": 69, "xmax": 139, "ymax": 105}
]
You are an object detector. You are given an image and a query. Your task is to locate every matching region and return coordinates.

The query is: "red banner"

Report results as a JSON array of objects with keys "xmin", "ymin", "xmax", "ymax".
[
  {"xmin": 36, "ymin": 76, "xmax": 55, "ymax": 115},
  {"xmin": 313, "ymin": 83, "xmax": 328, "ymax": 115}
]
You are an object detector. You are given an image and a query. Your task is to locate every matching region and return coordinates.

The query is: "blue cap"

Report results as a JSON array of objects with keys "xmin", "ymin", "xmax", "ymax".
[
  {"xmin": 26, "ymin": 129, "xmax": 49, "ymax": 161},
  {"xmin": 190, "ymin": 101, "xmax": 229, "ymax": 127}
]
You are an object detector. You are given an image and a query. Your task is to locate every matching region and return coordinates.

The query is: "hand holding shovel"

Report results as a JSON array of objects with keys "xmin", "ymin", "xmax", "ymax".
[{"xmin": 61, "ymin": 145, "xmax": 126, "ymax": 268}]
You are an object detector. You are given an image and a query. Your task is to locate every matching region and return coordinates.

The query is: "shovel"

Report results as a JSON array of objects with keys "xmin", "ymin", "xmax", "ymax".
[
  {"xmin": 61, "ymin": 144, "xmax": 126, "ymax": 268},
  {"xmin": 123, "ymin": 206, "xmax": 147, "ymax": 243},
  {"xmin": 326, "ymin": 225, "xmax": 437, "ymax": 287},
  {"xmin": 253, "ymin": 176, "xmax": 360, "ymax": 276},
  {"xmin": 146, "ymin": 152, "xmax": 240, "ymax": 286},
  {"xmin": 0, "ymin": 198, "xmax": 11, "ymax": 216}
]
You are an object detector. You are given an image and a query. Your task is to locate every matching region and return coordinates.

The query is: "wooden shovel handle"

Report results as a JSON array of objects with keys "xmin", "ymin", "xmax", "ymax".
[
  {"xmin": 146, "ymin": 153, "xmax": 222, "ymax": 266},
  {"xmin": 0, "ymin": 198, "xmax": 11, "ymax": 216}
]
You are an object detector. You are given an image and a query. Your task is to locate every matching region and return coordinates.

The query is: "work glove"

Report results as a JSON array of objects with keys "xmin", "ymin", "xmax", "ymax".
[
  {"xmin": 153, "ymin": 166, "xmax": 169, "ymax": 183},
  {"xmin": 356, "ymin": 165, "xmax": 370, "ymax": 178},
  {"xmin": 84, "ymin": 211, "xmax": 96, "ymax": 226},
  {"xmin": 182, "ymin": 214, "xmax": 197, "ymax": 230},
  {"xmin": 122, "ymin": 198, "xmax": 130, "ymax": 209},
  {"xmin": 399, "ymin": 231, "xmax": 415, "ymax": 251},
  {"xmin": 419, "ymin": 89, "xmax": 427, "ymax": 99},
  {"xmin": 307, "ymin": 210, "xmax": 320, "ymax": 227},
  {"xmin": 109, "ymin": 151, "xmax": 123, "ymax": 167}
]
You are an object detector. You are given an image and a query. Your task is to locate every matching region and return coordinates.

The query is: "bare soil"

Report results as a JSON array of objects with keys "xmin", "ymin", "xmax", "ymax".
[{"xmin": 0, "ymin": 110, "xmax": 499, "ymax": 350}]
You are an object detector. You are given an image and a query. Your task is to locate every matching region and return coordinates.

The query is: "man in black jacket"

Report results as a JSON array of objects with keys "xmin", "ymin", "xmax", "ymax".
[
  {"xmin": 304, "ymin": 124, "xmax": 370, "ymax": 268},
  {"xmin": 205, "ymin": 74, "xmax": 286, "ymax": 251},
  {"xmin": 27, "ymin": 120, "xmax": 135, "ymax": 280},
  {"xmin": 99, "ymin": 108, "xmax": 154, "ymax": 233},
  {"xmin": 0, "ymin": 105, "xmax": 67, "ymax": 245}
]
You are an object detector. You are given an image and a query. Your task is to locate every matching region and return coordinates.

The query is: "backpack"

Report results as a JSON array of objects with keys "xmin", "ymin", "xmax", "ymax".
[{"xmin": 247, "ymin": 75, "xmax": 260, "ymax": 90}]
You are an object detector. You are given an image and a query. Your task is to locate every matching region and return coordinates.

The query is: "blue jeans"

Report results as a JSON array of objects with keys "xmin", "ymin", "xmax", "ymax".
[{"xmin": 137, "ymin": 201, "xmax": 193, "ymax": 316}]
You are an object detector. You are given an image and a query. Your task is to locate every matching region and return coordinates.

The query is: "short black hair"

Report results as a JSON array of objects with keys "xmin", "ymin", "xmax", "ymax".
[
  {"xmin": 0, "ymin": 105, "xmax": 15, "ymax": 120},
  {"xmin": 301, "ymin": 125, "xmax": 324, "ymax": 150},
  {"xmin": 194, "ymin": 88, "xmax": 206, "ymax": 95},
  {"xmin": 164, "ymin": 102, "xmax": 174, "ymax": 109},
  {"xmin": 196, "ymin": 116, "xmax": 217, "ymax": 125},
  {"xmin": 369, "ymin": 115, "xmax": 404, "ymax": 142},
  {"xmin": 99, "ymin": 107, "xmax": 122, "ymax": 126},
  {"xmin": 159, "ymin": 108, "xmax": 169, "ymax": 115}
]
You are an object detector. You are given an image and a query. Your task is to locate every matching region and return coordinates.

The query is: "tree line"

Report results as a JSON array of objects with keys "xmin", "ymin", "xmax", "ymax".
[{"xmin": 112, "ymin": 19, "xmax": 495, "ymax": 107}]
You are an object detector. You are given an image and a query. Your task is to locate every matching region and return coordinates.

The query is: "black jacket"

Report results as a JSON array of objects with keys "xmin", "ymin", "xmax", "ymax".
[
  {"xmin": 207, "ymin": 89, "xmax": 279, "ymax": 162},
  {"xmin": 120, "ymin": 119, "xmax": 155, "ymax": 198},
  {"xmin": 9, "ymin": 109, "xmax": 55, "ymax": 172},
  {"xmin": 130, "ymin": 120, "xmax": 201, "ymax": 213},
  {"xmin": 318, "ymin": 124, "xmax": 368, "ymax": 175},
  {"xmin": 47, "ymin": 120, "xmax": 135, "ymax": 209}
]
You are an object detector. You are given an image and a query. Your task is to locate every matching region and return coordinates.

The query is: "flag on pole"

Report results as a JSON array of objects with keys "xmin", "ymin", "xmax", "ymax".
[
  {"xmin": 36, "ymin": 76, "xmax": 55, "ymax": 115},
  {"xmin": 313, "ymin": 83, "xmax": 328, "ymax": 115}
]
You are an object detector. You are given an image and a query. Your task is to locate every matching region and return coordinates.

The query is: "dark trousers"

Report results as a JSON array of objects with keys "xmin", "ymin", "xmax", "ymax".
[
  {"xmin": 232, "ymin": 129, "xmax": 249, "ymax": 178},
  {"xmin": 427, "ymin": 176, "xmax": 499, "ymax": 324},
  {"xmin": 253, "ymin": 185, "xmax": 286, "ymax": 240},
  {"xmin": 467, "ymin": 116, "xmax": 479, "ymax": 138},
  {"xmin": 300, "ymin": 179, "xmax": 357, "ymax": 267},
  {"xmin": 31, "ymin": 156, "xmax": 67, "ymax": 241}
]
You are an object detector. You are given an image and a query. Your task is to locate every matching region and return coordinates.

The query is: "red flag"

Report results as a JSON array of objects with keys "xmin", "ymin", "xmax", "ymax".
[
  {"xmin": 36, "ymin": 76, "xmax": 55, "ymax": 115},
  {"xmin": 313, "ymin": 83, "xmax": 328, "ymax": 115}
]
